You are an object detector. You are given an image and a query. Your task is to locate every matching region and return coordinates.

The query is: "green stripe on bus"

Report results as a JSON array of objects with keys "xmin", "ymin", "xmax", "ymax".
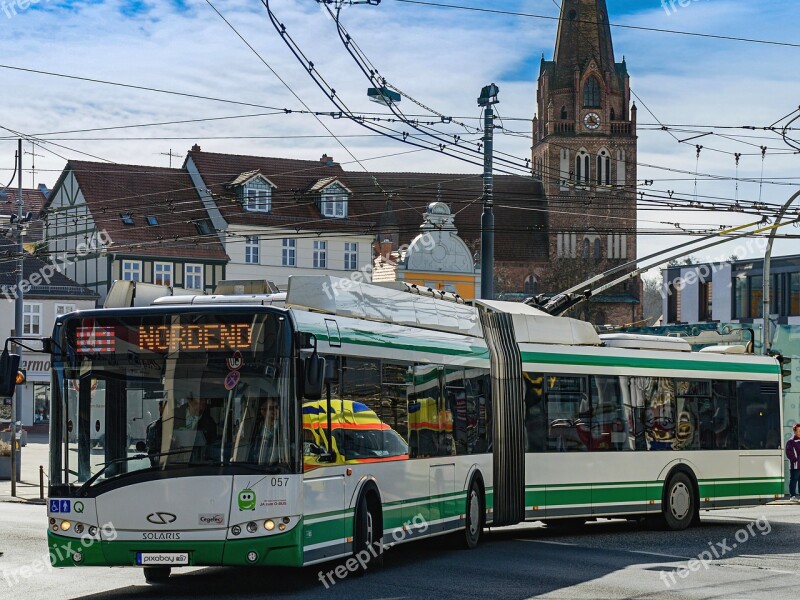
[
  {"xmin": 520, "ymin": 351, "xmax": 779, "ymax": 375},
  {"xmin": 523, "ymin": 477, "xmax": 780, "ymax": 507},
  {"xmin": 300, "ymin": 324, "xmax": 490, "ymax": 360}
]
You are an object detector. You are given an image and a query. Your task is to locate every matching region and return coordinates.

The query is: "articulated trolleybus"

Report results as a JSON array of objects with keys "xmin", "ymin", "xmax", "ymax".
[{"xmin": 45, "ymin": 276, "xmax": 784, "ymax": 582}]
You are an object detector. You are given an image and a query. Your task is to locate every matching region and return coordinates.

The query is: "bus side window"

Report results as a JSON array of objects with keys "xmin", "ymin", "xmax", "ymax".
[
  {"xmin": 464, "ymin": 370, "xmax": 490, "ymax": 454},
  {"xmin": 737, "ymin": 381, "xmax": 780, "ymax": 450},
  {"xmin": 590, "ymin": 376, "xmax": 629, "ymax": 452},
  {"xmin": 409, "ymin": 365, "xmax": 444, "ymax": 458},
  {"xmin": 712, "ymin": 380, "xmax": 738, "ymax": 450},
  {"xmin": 524, "ymin": 373, "xmax": 546, "ymax": 453}
]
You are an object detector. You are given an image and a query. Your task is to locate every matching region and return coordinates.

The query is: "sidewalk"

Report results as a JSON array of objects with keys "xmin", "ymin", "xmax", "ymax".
[{"xmin": 0, "ymin": 432, "xmax": 49, "ymax": 504}]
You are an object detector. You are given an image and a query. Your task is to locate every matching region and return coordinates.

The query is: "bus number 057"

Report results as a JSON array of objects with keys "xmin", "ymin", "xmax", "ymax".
[{"xmin": 271, "ymin": 477, "xmax": 289, "ymax": 487}]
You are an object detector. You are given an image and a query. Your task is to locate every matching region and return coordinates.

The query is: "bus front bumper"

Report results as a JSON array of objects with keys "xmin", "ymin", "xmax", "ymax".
[{"xmin": 47, "ymin": 526, "xmax": 304, "ymax": 568}]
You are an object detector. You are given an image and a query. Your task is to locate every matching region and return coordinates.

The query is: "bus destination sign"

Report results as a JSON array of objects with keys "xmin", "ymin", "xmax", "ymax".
[{"xmin": 139, "ymin": 323, "xmax": 253, "ymax": 353}]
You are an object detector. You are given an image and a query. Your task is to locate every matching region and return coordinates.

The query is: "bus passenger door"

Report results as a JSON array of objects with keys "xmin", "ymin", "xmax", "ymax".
[{"xmin": 303, "ymin": 475, "xmax": 346, "ymax": 563}]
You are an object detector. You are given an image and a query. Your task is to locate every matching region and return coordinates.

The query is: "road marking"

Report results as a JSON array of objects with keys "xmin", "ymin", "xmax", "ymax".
[
  {"xmin": 626, "ymin": 550, "xmax": 691, "ymax": 560},
  {"xmin": 515, "ymin": 539, "xmax": 578, "ymax": 547}
]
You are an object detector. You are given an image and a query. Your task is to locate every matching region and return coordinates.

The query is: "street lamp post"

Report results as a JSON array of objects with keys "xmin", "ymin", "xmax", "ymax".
[
  {"xmin": 478, "ymin": 84, "xmax": 499, "ymax": 300},
  {"xmin": 10, "ymin": 139, "xmax": 22, "ymax": 496},
  {"xmin": 762, "ymin": 189, "xmax": 800, "ymax": 355}
]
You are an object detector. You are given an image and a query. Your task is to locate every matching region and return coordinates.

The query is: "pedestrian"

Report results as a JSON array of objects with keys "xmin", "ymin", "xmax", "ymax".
[{"xmin": 786, "ymin": 423, "xmax": 800, "ymax": 502}]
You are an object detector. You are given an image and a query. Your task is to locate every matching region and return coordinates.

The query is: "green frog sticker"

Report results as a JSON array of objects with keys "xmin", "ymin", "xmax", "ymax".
[{"xmin": 238, "ymin": 488, "xmax": 256, "ymax": 511}]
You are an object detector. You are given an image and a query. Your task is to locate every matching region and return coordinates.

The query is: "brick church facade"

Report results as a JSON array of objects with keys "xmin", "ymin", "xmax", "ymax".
[{"xmin": 530, "ymin": 0, "xmax": 642, "ymax": 325}]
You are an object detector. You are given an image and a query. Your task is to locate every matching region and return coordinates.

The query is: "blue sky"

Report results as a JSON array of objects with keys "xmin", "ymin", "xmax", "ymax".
[{"xmin": 0, "ymin": 0, "xmax": 799, "ymax": 262}]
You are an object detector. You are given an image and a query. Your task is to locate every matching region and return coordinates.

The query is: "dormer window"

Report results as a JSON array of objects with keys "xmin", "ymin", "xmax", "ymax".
[
  {"xmin": 120, "ymin": 212, "xmax": 134, "ymax": 225},
  {"xmin": 320, "ymin": 183, "xmax": 348, "ymax": 218},
  {"xmin": 243, "ymin": 178, "xmax": 272, "ymax": 213},
  {"xmin": 194, "ymin": 219, "xmax": 213, "ymax": 235}
]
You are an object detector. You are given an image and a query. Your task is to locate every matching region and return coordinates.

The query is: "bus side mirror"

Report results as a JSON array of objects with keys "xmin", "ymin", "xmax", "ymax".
[
  {"xmin": 0, "ymin": 349, "xmax": 21, "ymax": 398},
  {"xmin": 303, "ymin": 354, "xmax": 325, "ymax": 400}
]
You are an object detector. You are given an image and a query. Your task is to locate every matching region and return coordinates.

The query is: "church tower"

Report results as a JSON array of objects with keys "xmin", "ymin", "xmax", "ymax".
[{"xmin": 532, "ymin": 0, "xmax": 640, "ymax": 324}]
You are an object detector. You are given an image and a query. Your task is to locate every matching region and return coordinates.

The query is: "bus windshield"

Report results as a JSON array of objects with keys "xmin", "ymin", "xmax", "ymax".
[{"xmin": 49, "ymin": 310, "xmax": 298, "ymax": 491}]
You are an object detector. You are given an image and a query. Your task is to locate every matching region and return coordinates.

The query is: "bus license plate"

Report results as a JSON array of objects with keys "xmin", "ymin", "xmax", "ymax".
[{"xmin": 136, "ymin": 552, "xmax": 189, "ymax": 566}]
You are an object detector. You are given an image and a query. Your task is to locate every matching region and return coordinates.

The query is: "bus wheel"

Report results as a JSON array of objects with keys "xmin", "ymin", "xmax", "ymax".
[
  {"xmin": 464, "ymin": 476, "xmax": 484, "ymax": 549},
  {"xmin": 354, "ymin": 491, "xmax": 383, "ymax": 572},
  {"xmin": 143, "ymin": 566, "xmax": 171, "ymax": 583},
  {"xmin": 663, "ymin": 472, "xmax": 695, "ymax": 531}
]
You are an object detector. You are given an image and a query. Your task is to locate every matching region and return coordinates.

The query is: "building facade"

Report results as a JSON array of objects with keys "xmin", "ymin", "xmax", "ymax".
[
  {"xmin": 43, "ymin": 161, "xmax": 228, "ymax": 302},
  {"xmin": 185, "ymin": 149, "xmax": 376, "ymax": 289},
  {"xmin": 372, "ymin": 202, "xmax": 480, "ymax": 299},
  {"xmin": 532, "ymin": 0, "xmax": 640, "ymax": 325},
  {"xmin": 0, "ymin": 243, "xmax": 97, "ymax": 430}
]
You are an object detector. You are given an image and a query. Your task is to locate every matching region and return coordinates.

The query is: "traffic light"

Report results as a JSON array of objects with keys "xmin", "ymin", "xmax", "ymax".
[
  {"xmin": 0, "ymin": 349, "xmax": 21, "ymax": 397},
  {"xmin": 777, "ymin": 354, "xmax": 792, "ymax": 391}
]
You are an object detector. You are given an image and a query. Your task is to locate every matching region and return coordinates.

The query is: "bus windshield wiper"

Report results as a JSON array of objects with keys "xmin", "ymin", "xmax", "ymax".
[{"xmin": 75, "ymin": 449, "xmax": 191, "ymax": 495}]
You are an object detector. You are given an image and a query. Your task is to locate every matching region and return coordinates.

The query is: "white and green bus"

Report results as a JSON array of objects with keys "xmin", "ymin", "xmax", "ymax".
[{"xmin": 43, "ymin": 276, "xmax": 783, "ymax": 582}]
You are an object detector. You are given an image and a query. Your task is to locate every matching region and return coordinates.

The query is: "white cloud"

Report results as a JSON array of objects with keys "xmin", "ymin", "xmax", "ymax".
[{"xmin": 1, "ymin": 0, "xmax": 798, "ymax": 262}]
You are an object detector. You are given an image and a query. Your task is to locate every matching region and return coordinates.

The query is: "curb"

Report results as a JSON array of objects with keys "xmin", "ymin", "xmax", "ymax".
[{"xmin": 0, "ymin": 497, "xmax": 46, "ymax": 505}]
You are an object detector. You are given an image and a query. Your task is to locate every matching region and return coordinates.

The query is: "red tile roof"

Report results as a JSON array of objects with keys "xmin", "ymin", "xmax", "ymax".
[
  {"xmin": 53, "ymin": 161, "xmax": 228, "ymax": 262},
  {"xmin": 0, "ymin": 187, "xmax": 48, "ymax": 242},
  {"xmin": 188, "ymin": 150, "xmax": 547, "ymax": 261},
  {"xmin": 188, "ymin": 151, "xmax": 375, "ymax": 232}
]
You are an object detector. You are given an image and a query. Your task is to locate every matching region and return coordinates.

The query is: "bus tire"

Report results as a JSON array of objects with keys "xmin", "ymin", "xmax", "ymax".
[
  {"xmin": 353, "ymin": 487, "xmax": 383, "ymax": 572},
  {"xmin": 143, "ymin": 566, "xmax": 171, "ymax": 583},
  {"xmin": 662, "ymin": 472, "xmax": 696, "ymax": 531},
  {"xmin": 463, "ymin": 474, "xmax": 485, "ymax": 549}
]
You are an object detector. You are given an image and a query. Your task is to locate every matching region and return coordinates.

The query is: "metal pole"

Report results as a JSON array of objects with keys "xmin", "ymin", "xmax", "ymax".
[
  {"xmin": 480, "ymin": 104, "xmax": 495, "ymax": 300},
  {"xmin": 762, "ymin": 189, "xmax": 800, "ymax": 355},
  {"xmin": 11, "ymin": 139, "xmax": 22, "ymax": 494}
]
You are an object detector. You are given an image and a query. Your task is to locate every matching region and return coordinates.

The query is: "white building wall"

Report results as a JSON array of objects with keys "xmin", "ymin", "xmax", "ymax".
[
  {"xmin": 0, "ymin": 298, "xmax": 95, "ymax": 426},
  {"xmin": 679, "ymin": 267, "xmax": 700, "ymax": 323},
  {"xmin": 225, "ymin": 226, "xmax": 375, "ymax": 289},
  {"xmin": 712, "ymin": 263, "xmax": 732, "ymax": 321}
]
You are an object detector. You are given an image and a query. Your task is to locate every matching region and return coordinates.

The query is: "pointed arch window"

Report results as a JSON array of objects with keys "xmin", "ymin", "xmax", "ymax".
[
  {"xmin": 582, "ymin": 238, "xmax": 590, "ymax": 259},
  {"xmin": 560, "ymin": 106, "xmax": 568, "ymax": 120},
  {"xmin": 575, "ymin": 150, "xmax": 590, "ymax": 185},
  {"xmin": 594, "ymin": 238, "xmax": 602, "ymax": 260},
  {"xmin": 584, "ymin": 77, "xmax": 601, "ymax": 108},
  {"xmin": 524, "ymin": 275, "xmax": 538, "ymax": 296},
  {"xmin": 610, "ymin": 107, "xmax": 616, "ymax": 121},
  {"xmin": 596, "ymin": 149, "xmax": 611, "ymax": 186}
]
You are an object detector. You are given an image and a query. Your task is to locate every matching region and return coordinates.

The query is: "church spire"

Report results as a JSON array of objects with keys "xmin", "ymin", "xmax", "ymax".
[{"xmin": 553, "ymin": 0, "xmax": 615, "ymax": 75}]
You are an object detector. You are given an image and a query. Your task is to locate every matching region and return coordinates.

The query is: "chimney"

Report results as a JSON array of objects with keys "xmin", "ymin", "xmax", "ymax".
[
  {"xmin": 320, "ymin": 154, "xmax": 335, "ymax": 166},
  {"xmin": 380, "ymin": 238, "xmax": 392, "ymax": 260},
  {"xmin": 191, "ymin": 144, "xmax": 202, "ymax": 153}
]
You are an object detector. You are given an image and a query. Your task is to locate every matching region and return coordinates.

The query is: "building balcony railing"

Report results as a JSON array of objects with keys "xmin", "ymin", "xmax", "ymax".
[{"xmin": 611, "ymin": 122, "xmax": 633, "ymax": 135}]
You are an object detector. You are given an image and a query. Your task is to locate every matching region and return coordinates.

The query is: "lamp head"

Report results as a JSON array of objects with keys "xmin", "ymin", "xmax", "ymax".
[{"xmin": 477, "ymin": 83, "xmax": 500, "ymax": 107}]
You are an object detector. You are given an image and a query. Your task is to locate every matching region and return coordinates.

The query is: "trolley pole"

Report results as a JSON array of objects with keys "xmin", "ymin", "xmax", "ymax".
[
  {"xmin": 762, "ymin": 189, "xmax": 800, "ymax": 355},
  {"xmin": 478, "ymin": 84, "xmax": 499, "ymax": 300},
  {"xmin": 10, "ymin": 139, "xmax": 22, "ymax": 496}
]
